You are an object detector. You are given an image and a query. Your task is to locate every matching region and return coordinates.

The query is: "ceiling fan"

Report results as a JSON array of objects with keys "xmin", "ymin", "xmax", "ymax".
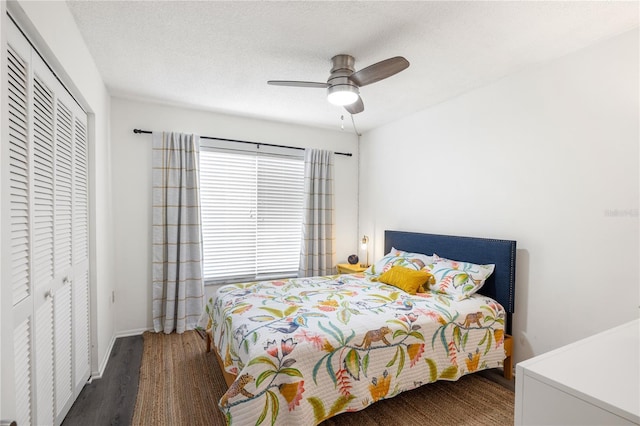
[{"xmin": 267, "ymin": 54, "xmax": 409, "ymax": 114}]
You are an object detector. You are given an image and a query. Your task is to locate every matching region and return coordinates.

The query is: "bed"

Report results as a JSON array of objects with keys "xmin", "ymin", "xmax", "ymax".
[{"xmin": 200, "ymin": 230, "xmax": 517, "ymax": 425}]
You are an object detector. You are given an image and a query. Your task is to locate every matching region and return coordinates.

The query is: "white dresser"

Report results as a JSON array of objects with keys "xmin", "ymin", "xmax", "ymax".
[{"xmin": 515, "ymin": 319, "xmax": 639, "ymax": 425}]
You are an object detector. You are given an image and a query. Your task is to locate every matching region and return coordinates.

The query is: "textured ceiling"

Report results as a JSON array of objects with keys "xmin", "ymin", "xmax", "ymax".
[{"xmin": 66, "ymin": 1, "xmax": 638, "ymax": 133}]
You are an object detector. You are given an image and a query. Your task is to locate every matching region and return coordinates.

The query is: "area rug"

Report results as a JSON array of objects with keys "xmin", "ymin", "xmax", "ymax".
[
  {"xmin": 131, "ymin": 330, "xmax": 225, "ymax": 425},
  {"xmin": 132, "ymin": 331, "xmax": 514, "ymax": 425}
]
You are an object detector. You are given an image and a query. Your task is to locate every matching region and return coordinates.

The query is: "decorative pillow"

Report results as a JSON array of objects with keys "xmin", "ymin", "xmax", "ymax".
[
  {"xmin": 427, "ymin": 254, "xmax": 495, "ymax": 300},
  {"xmin": 365, "ymin": 248, "xmax": 434, "ymax": 276},
  {"xmin": 417, "ymin": 272, "xmax": 436, "ymax": 293},
  {"xmin": 376, "ymin": 266, "xmax": 434, "ymax": 295}
]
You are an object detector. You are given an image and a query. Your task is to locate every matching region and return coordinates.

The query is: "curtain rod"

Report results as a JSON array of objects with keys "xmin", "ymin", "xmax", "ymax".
[{"xmin": 133, "ymin": 129, "xmax": 352, "ymax": 157}]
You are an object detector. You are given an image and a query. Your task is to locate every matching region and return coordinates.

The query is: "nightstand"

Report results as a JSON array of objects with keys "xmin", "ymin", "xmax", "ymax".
[{"xmin": 336, "ymin": 263, "xmax": 368, "ymax": 274}]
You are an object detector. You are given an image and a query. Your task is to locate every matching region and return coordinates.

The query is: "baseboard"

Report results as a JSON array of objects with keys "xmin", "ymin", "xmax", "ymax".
[
  {"xmin": 115, "ymin": 327, "xmax": 152, "ymax": 339},
  {"xmin": 90, "ymin": 333, "xmax": 116, "ymax": 381},
  {"xmin": 89, "ymin": 328, "xmax": 151, "ymax": 382}
]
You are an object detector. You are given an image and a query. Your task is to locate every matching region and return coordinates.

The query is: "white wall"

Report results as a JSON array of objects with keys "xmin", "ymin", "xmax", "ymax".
[
  {"xmin": 110, "ymin": 97, "xmax": 359, "ymax": 334},
  {"xmin": 359, "ymin": 29, "xmax": 639, "ymax": 365},
  {"xmin": 8, "ymin": 0, "xmax": 115, "ymax": 376}
]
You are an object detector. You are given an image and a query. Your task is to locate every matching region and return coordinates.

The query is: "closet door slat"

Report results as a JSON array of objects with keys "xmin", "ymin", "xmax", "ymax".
[
  {"xmin": 32, "ymin": 75, "xmax": 55, "ymax": 287},
  {"xmin": 54, "ymin": 283, "xmax": 73, "ymax": 416},
  {"xmin": 35, "ymin": 298, "xmax": 55, "ymax": 425},
  {"xmin": 13, "ymin": 317, "xmax": 33, "ymax": 426},
  {"xmin": 55, "ymin": 100, "xmax": 73, "ymax": 274},
  {"xmin": 74, "ymin": 270, "xmax": 90, "ymax": 386},
  {"xmin": 7, "ymin": 45, "xmax": 31, "ymax": 306},
  {"xmin": 73, "ymin": 119, "xmax": 88, "ymax": 263}
]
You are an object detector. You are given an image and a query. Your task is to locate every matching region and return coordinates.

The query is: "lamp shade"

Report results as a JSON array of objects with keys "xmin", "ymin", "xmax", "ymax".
[
  {"xmin": 327, "ymin": 84, "xmax": 359, "ymax": 106},
  {"xmin": 360, "ymin": 235, "xmax": 369, "ymax": 250},
  {"xmin": 360, "ymin": 235, "xmax": 369, "ymax": 267}
]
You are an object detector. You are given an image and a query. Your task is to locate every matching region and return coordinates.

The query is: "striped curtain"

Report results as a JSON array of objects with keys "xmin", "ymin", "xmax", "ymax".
[
  {"xmin": 152, "ymin": 132, "xmax": 204, "ymax": 334},
  {"xmin": 299, "ymin": 148, "xmax": 335, "ymax": 277}
]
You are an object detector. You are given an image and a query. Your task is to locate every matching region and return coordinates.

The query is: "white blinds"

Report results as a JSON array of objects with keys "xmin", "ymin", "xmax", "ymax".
[{"xmin": 200, "ymin": 148, "xmax": 304, "ymax": 284}]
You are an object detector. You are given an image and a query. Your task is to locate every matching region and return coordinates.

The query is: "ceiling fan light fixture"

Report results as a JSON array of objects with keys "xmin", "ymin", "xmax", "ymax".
[
  {"xmin": 327, "ymin": 84, "xmax": 359, "ymax": 106},
  {"xmin": 268, "ymin": 54, "xmax": 409, "ymax": 115}
]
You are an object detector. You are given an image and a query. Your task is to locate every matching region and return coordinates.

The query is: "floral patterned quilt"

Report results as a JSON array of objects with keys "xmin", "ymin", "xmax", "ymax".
[{"xmin": 201, "ymin": 273, "xmax": 507, "ymax": 425}]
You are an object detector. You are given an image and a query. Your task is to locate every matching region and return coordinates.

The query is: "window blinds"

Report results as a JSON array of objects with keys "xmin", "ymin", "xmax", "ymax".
[{"xmin": 199, "ymin": 148, "xmax": 304, "ymax": 284}]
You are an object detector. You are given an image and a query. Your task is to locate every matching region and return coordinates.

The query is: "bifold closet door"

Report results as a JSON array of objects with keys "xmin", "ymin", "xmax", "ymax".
[
  {"xmin": 6, "ymin": 25, "xmax": 34, "ymax": 426},
  {"xmin": 3, "ymin": 17, "xmax": 90, "ymax": 426}
]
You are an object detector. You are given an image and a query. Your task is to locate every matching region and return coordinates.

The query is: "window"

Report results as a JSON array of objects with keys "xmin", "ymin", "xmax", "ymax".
[{"xmin": 199, "ymin": 147, "xmax": 305, "ymax": 284}]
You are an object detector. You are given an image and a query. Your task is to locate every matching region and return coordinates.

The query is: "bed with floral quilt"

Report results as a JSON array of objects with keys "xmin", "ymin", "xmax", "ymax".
[{"xmin": 199, "ymin": 231, "xmax": 517, "ymax": 425}]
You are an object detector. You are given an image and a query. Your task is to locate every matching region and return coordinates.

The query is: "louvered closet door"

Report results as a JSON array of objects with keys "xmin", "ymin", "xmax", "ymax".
[
  {"xmin": 6, "ymin": 23, "xmax": 34, "ymax": 426},
  {"xmin": 72, "ymin": 116, "xmax": 91, "ymax": 396},
  {"xmin": 51, "ymin": 91, "xmax": 90, "ymax": 425},
  {"xmin": 32, "ymin": 53, "xmax": 58, "ymax": 426},
  {"xmin": 54, "ymin": 100, "xmax": 74, "ymax": 419},
  {"xmin": 3, "ymin": 18, "xmax": 91, "ymax": 426}
]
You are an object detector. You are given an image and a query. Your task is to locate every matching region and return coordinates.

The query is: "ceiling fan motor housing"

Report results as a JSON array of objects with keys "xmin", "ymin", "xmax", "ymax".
[
  {"xmin": 327, "ymin": 54, "xmax": 359, "ymax": 103},
  {"xmin": 330, "ymin": 54, "xmax": 355, "ymax": 74}
]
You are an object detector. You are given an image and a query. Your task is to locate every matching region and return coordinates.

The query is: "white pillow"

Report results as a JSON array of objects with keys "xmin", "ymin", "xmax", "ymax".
[
  {"xmin": 427, "ymin": 254, "xmax": 495, "ymax": 300},
  {"xmin": 365, "ymin": 248, "xmax": 434, "ymax": 276}
]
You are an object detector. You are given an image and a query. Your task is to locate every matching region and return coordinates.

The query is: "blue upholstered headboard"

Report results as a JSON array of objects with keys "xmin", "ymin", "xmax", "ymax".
[{"xmin": 385, "ymin": 230, "xmax": 517, "ymax": 334}]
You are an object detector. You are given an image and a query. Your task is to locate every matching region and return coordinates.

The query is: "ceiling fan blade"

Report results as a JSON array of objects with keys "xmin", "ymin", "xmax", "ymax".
[
  {"xmin": 349, "ymin": 56, "xmax": 410, "ymax": 87},
  {"xmin": 267, "ymin": 80, "xmax": 328, "ymax": 88},
  {"xmin": 344, "ymin": 96, "xmax": 364, "ymax": 114}
]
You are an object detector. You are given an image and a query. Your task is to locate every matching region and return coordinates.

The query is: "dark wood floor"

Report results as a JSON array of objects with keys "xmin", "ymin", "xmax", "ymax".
[
  {"xmin": 479, "ymin": 367, "xmax": 515, "ymax": 392},
  {"xmin": 63, "ymin": 335, "xmax": 144, "ymax": 426}
]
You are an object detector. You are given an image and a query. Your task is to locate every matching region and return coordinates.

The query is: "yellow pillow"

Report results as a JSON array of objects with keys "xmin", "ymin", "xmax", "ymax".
[
  {"xmin": 417, "ymin": 273, "xmax": 436, "ymax": 293},
  {"xmin": 377, "ymin": 266, "xmax": 434, "ymax": 295}
]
